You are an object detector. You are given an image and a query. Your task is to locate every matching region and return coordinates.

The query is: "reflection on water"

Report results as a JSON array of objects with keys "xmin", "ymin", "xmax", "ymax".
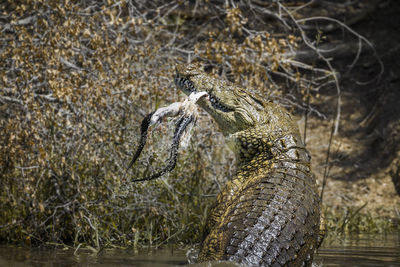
[
  {"xmin": 0, "ymin": 246, "xmax": 188, "ymax": 267},
  {"xmin": 314, "ymin": 233, "xmax": 400, "ymax": 267},
  {"xmin": 0, "ymin": 233, "xmax": 399, "ymax": 267}
]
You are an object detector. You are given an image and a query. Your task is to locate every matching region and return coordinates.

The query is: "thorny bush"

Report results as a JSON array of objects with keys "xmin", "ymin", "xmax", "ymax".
[{"xmin": 0, "ymin": 0, "xmax": 339, "ymax": 248}]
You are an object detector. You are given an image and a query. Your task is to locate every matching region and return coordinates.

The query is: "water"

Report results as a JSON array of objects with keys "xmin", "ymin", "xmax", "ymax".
[
  {"xmin": 0, "ymin": 233, "xmax": 399, "ymax": 267},
  {"xmin": 313, "ymin": 233, "xmax": 400, "ymax": 267}
]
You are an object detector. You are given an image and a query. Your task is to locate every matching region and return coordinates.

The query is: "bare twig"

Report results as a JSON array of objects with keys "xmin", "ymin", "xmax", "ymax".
[
  {"xmin": 278, "ymin": 3, "xmax": 343, "ymax": 134},
  {"xmin": 320, "ymin": 119, "xmax": 335, "ymax": 203}
]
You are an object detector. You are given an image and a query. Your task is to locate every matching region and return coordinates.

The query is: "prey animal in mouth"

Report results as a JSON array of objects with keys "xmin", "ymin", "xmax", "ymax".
[{"xmin": 125, "ymin": 91, "xmax": 208, "ymax": 182}]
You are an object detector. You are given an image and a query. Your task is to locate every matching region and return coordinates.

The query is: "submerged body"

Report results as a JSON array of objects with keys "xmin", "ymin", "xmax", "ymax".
[{"xmin": 175, "ymin": 64, "xmax": 321, "ymax": 266}]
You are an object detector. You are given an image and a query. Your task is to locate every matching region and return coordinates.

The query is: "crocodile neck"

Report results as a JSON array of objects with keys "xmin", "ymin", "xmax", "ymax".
[{"xmin": 221, "ymin": 111, "xmax": 313, "ymax": 198}]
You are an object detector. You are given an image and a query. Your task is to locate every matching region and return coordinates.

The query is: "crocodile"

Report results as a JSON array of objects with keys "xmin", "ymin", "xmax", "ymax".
[{"xmin": 175, "ymin": 63, "xmax": 321, "ymax": 266}]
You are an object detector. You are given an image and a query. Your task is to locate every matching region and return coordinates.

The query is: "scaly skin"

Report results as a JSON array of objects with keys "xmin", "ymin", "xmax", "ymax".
[{"xmin": 175, "ymin": 64, "xmax": 321, "ymax": 266}]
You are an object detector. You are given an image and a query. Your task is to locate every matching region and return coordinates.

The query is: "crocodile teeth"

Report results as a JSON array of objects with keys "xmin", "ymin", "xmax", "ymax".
[
  {"xmin": 209, "ymin": 94, "xmax": 233, "ymax": 112},
  {"xmin": 175, "ymin": 76, "xmax": 232, "ymax": 112},
  {"xmin": 185, "ymin": 79, "xmax": 196, "ymax": 92},
  {"xmin": 175, "ymin": 76, "xmax": 196, "ymax": 93}
]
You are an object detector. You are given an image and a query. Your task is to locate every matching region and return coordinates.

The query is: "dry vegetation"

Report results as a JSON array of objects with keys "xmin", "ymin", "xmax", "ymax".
[{"xmin": 0, "ymin": 0, "xmax": 398, "ymax": 249}]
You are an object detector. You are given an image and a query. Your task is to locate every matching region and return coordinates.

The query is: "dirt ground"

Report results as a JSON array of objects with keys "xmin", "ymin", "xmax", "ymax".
[{"xmin": 301, "ymin": 0, "xmax": 400, "ymax": 221}]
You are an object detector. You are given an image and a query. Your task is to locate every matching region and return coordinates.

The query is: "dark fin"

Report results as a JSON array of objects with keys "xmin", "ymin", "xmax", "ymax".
[
  {"xmin": 126, "ymin": 111, "xmax": 155, "ymax": 172},
  {"xmin": 131, "ymin": 114, "xmax": 195, "ymax": 182}
]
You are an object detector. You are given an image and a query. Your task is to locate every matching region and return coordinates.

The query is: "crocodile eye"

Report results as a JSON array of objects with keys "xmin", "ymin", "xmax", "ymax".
[{"xmin": 237, "ymin": 89, "xmax": 247, "ymax": 96}]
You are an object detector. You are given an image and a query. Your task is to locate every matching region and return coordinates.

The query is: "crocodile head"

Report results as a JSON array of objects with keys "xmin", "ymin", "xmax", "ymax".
[{"xmin": 175, "ymin": 63, "xmax": 265, "ymax": 135}]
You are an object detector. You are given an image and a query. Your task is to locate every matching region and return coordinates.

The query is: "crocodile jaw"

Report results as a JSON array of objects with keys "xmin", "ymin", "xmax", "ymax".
[
  {"xmin": 196, "ymin": 97, "xmax": 244, "ymax": 135},
  {"xmin": 175, "ymin": 64, "xmax": 259, "ymax": 135}
]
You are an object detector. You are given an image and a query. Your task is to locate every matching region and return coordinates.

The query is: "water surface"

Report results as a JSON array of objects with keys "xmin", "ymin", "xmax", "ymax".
[
  {"xmin": 313, "ymin": 233, "xmax": 400, "ymax": 267},
  {"xmin": 1, "ymin": 233, "xmax": 399, "ymax": 266}
]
